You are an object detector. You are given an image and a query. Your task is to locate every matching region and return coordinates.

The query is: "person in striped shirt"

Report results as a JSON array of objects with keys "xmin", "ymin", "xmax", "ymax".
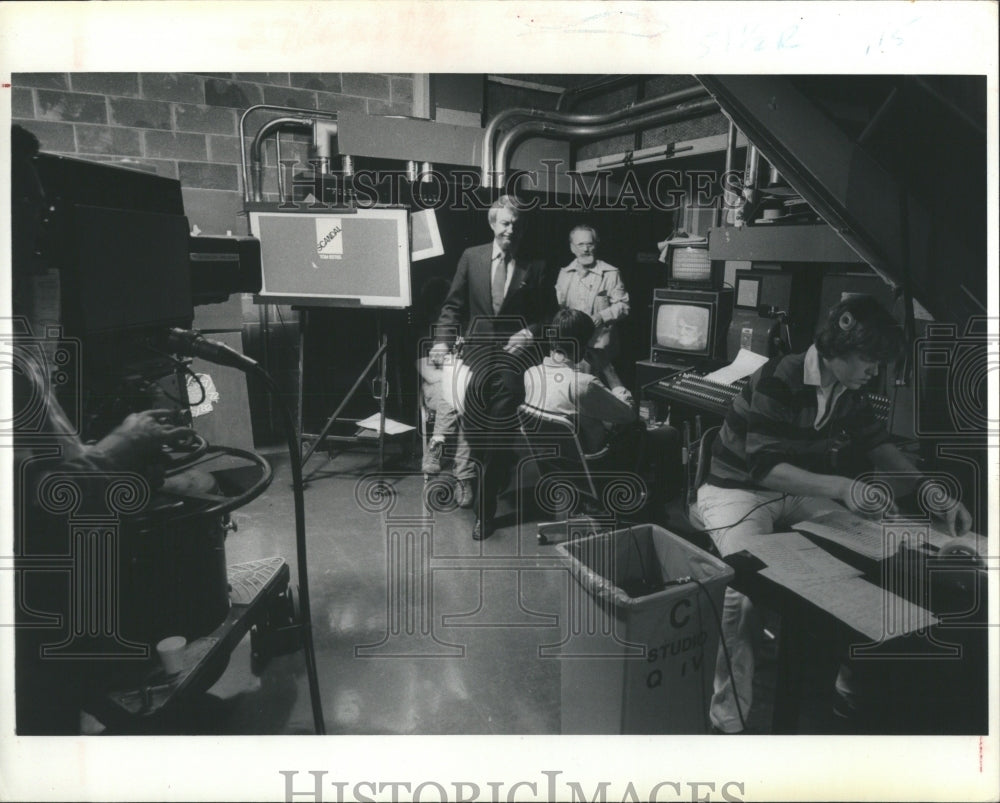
[{"xmin": 695, "ymin": 294, "xmax": 972, "ymax": 733}]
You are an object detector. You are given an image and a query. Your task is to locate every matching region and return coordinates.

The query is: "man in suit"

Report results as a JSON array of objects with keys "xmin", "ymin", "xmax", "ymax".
[{"xmin": 429, "ymin": 195, "xmax": 548, "ymax": 540}]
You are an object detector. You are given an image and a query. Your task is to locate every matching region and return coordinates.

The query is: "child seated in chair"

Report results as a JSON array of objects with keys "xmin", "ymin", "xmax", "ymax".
[
  {"xmin": 417, "ymin": 346, "xmax": 474, "ymax": 507},
  {"xmin": 522, "ymin": 307, "xmax": 681, "ymax": 508}
]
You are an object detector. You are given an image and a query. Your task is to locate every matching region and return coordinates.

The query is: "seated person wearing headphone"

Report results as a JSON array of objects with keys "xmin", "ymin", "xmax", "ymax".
[
  {"xmin": 523, "ymin": 307, "xmax": 681, "ymax": 509},
  {"xmin": 695, "ymin": 294, "xmax": 972, "ymax": 734}
]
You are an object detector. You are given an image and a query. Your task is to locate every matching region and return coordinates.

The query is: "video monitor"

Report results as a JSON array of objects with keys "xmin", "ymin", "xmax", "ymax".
[{"xmin": 650, "ymin": 287, "xmax": 734, "ymax": 366}]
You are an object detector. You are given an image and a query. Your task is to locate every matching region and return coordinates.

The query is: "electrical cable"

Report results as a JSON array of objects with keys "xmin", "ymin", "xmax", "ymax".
[
  {"xmin": 628, "ymin": 523, "xmax": 742, "ymax": 731},
  {"xmin": 698, "ymin": 493, "xmax": 788, "ymax": 534},
  {"xmin": 248, "ymin": 359, "xmax": 327, "ymax": 735},
  {"xmin": 144, "ymin": 345, "xmax": 207, "ymax": 407},
  {"xmin": 695, "ymin": 577, "xmax": 712, "ymax": 734},
  {"xmin": 626, "ymin": 525, "xmax": 650, "ymax": 592},
  {"xmin": 887, "ymin": 378, "xmax": 901, "ymax": 436},
  {"xmin": 165, "ymin": 328, "xmax": 326, "ymax": 734},
  {"xmin": 166, "ymin": 368, "xmax": 206, "ymax": 408},
  {"xmin": 692, "ymin": 576, "xmax": 748, "ymax": 733}
]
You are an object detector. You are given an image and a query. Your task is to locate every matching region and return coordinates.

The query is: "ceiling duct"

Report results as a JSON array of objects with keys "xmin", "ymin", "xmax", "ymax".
[
  {"xmin": 482, "ymin": 84, "xmax": 710, "ymax": 187},
  {"xmin": 493, "ymin": 95, "xmax": 719, "ymax": 186}
]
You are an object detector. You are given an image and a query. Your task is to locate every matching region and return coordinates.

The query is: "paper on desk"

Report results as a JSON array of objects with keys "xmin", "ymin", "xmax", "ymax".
[
  {"xmin": 355, "ymin": 413, "xmax": 416, "ymax": 435},
  {"xmin": 702, "ymin": 348, "xmax": 769, "ymax": 385},
  {"xmin": 793, "ymin": 576, "xmax": 938, "ymax": 641},
  {"xmin": 745, "ymin": 531, "xmax": 863, "ymax": 585},
  {"xmin": 744, "ymin": 532, "xmax": 937, "ymax": 641},
  {"xmin": 794, "ymin": 513, "xmax": 890, "ymax": 560},
  {"xmin": 795, "ymin": 510, "xmax": 964, "ymax": 561}
]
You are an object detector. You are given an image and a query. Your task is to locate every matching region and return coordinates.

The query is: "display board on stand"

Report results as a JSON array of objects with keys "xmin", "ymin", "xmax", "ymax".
[
  {"xmin": 248, "ymin": 207, "xmax": 411, "ymax": 309},
  {"xmin": 246, "ymin": 206, "xmax": 413, "ymax": 470}
]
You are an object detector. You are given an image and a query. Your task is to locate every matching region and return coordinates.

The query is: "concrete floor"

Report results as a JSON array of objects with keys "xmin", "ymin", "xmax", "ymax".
[{"xmin": 191, "ymin": 446, "xmax": 843, "ymax": 736}]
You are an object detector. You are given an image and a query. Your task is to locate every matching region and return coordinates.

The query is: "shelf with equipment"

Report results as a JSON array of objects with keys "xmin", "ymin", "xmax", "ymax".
[{"xmin": 707, "ymin": 223, "xmax": 866, "ymax": 264}]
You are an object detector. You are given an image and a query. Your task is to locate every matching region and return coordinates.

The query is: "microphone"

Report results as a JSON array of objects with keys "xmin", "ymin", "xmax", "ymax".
[{"xmin": 166, "ymin": 328, "xmax": 258, "ymax": 370}]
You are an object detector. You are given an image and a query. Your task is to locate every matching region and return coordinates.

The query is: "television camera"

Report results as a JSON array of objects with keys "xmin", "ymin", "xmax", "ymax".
[{"xmin": 23, "ymin": 153, "xmax": 323, "ymax": 732}]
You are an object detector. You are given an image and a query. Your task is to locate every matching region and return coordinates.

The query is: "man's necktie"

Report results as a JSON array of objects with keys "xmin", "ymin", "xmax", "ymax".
[{"xmin": 491, "ymin": 252, "xmax": 509, "ymax": 314}]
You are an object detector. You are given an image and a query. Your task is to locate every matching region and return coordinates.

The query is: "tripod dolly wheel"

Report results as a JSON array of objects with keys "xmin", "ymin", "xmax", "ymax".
[{"xmin": 250, "ymin": 583, "xmax": 306, "ymax": 671}]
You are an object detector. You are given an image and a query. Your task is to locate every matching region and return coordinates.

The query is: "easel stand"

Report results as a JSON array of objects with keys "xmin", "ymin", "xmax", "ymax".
[{"xmin": 297, "ymin": 307, "xmax": 391, "ymax": 470}]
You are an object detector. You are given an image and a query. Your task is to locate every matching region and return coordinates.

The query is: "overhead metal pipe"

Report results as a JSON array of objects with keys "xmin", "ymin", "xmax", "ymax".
[
  {"xmin": 493, "ymin": 96, "xmax": 719, "ymax": 186},
  {"xmin": 720, "ymin": 118, "xmax": 739, "ymax": 226},
  {"xmin": 481, "ymin": 84, "xmax": 709, "ymax": 187},
  {"xmin": 275, "ymin": 132, "xmax": 286, "ymax": 203},
  {"xmin": 238, "ymin": 104, "xmax": 338, "ymax": 202},
  {"xmin": 250, "ymin": 117, "xmax": 315, "ymax": 202},
  {"xmin": 555, "ymin": 74, "xmax": 641, "ymax": 111},
  {"xmin": 724, "ymin": 119, "xmax": 738, "ymax": 177},
  {"xmin": 734, "ymin": 143, "xmax": 760, "ymax": 228}
]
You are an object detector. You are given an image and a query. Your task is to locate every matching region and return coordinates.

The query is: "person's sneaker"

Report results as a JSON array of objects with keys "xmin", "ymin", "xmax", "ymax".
[
  {"xmin": 455, "ymin": 478, "xmax": 474, "ymax": 508},
  {"xmin": 422, "ymin": 439, "xmax": 443, "ymax": 475}
]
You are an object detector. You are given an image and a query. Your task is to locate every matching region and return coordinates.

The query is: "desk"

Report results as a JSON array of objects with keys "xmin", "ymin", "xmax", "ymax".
[{"xmin": 728, "ymin": 538, "xmax": 988, "ymax": 734}]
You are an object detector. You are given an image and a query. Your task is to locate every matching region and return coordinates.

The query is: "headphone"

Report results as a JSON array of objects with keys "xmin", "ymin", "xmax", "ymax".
[{"xmin": 838, "ymin": 310, "xmax": 856, "ymax": 331}]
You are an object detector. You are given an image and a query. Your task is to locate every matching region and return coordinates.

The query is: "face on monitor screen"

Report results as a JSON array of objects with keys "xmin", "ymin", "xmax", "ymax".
[{"xmin": 656, "ymin": 303, "xmax": 710, "ymax": 352}]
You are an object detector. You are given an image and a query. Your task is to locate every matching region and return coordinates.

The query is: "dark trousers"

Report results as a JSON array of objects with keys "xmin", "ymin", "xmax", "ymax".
[{"xmin": 462, "ymin": 348, "xmax": 530, "ymax": 523}]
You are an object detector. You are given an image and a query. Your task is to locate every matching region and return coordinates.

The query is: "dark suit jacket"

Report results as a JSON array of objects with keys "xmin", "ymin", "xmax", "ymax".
[{"xmin": 434, "ymin": 242, "xmax": 550, "ymax": 353}]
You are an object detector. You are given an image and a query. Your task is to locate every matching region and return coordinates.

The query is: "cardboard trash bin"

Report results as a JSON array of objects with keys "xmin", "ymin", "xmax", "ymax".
[{"xmin": 555, "ymin": 524, "xmax": 734, "ymax": 734}]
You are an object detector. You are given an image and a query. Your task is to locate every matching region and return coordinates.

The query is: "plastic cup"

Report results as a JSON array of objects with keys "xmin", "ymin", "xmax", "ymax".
[{"xmin": 156, "ymin": 636, "xmax": 187, "ymax": 675}]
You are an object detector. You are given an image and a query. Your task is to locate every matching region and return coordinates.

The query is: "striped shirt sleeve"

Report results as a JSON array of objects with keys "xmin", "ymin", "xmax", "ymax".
[
  {"xmin": 849, "ymin": 397, "xmax": 893, "ymax": 455},
  {"xmin": 744, "ymin": 374, "xmax": 801, "ymax": 481}
]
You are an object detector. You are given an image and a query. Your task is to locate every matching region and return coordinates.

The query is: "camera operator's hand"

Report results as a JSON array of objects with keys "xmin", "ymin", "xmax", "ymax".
[
  {"xmin": 90, "ymin": 409, "xmax": 194, "ymax": 472},
  {"xmin": 429, "ymin": 342, "xmax": 450, "ymax": 367},
  {"xmin": 838, "ymin": 476, "xmax": 897, "ymax": 518}
]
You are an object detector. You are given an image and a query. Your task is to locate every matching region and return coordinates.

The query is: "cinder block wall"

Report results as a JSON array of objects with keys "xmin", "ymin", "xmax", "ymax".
[
  {"xmin": 11, "ymin": 72, "xmax": 415, "ymax": 228},
  {"xmin": 11, "ymin": 72, "xmax": 415, "ymax": 445}
]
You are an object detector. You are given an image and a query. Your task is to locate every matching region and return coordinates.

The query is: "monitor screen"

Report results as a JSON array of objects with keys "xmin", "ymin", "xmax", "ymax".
[
  {"xmin": 670, "ymin": 245, "xmax": 712, "ymax": 284},
  {"xmin": 655, "ymin": 303, "xmax": 711, "ymax": 353}
]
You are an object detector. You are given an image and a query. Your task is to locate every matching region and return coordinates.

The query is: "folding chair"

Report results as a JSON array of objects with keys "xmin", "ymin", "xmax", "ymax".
[{"xmin": 516, "ymin": 403, "xmax": 613, "ymax": 544}]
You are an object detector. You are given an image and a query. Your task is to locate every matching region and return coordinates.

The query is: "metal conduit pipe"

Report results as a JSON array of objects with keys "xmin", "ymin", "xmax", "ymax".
[
  {"xmin": 720, "ymin": 118, "xmax": 739, "ymax": 225},
  {"xmin": 275, "ymin": 133, "xmax": 285, "ymax": 203},
  {"xmin": 238, "ymin": 104, "xmax": 338, "ymax": 202},
  {"xmin": 555, "ymin": 74, "xmax": 641, "ymax": 111},
  {"xmin": 250, "ymin": 117, "xmax": 316, "ymax": 202},
  {"xmin": 494, "ymin": 96, "xmax": 719, "ymax": 186},
  {"xmin": 481, "ymin": 84, "xmax": 709, "ymax": 187}
]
